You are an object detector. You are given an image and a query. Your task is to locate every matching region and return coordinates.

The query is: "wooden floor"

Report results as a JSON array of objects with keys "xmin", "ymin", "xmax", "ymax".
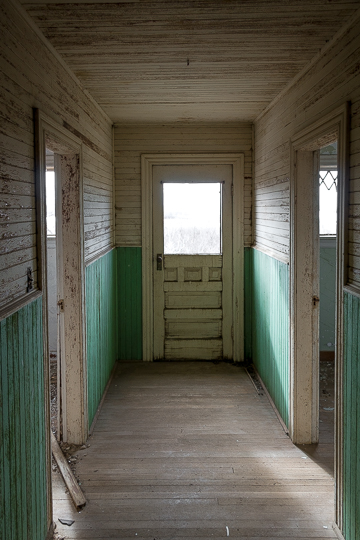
[{"xmin": 52, "ymin": 362, "xmax": 336, "ymax": 539}]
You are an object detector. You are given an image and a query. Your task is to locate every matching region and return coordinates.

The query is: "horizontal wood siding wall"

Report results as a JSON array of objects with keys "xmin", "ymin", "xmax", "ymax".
[
  {"xmin": 0, "ymin": 297, "xmax": 47, "ymax": 540},
  {"xmin": 254, "ymin": 15, "xmax": 360, "ymax": 277},
  {"xmin": 343, "ymin": 290, "xmax": 360, "ymax": 540},
  {"xmin": 114, "ymin": 123, "xmax": 253, "ymax": 247},
  {"xmin": 0, "ymin": 0, "xmax": 113, "ymax": 311},
  {"xmin": 86, "ymin": 249, "xmax": 117, "ymax": 427},
  {"xmin": 117, "ymin": 247, "xmax": 142, "ymax": 360},
  {"xmin": 251, "ymin": 248, "xmax": 289, "ymax": 426}
]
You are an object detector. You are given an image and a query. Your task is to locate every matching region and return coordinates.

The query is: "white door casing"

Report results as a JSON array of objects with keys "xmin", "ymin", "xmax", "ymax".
[
  {"xmin": 35, "ymin": 110, "xmax": 87, "ymax": 446},
  {"xmin": 141, "ymin": 154, "xmax": 244, "ymax": 363},
  {"xmin": 290, "ymin": 103, "xmax": 349, "ymax": 529}
]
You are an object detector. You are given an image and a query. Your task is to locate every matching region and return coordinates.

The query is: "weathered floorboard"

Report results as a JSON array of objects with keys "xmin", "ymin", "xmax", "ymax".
[{"xmin": 53, "ymin": 362, "xmax": 336, "ymax": 539}]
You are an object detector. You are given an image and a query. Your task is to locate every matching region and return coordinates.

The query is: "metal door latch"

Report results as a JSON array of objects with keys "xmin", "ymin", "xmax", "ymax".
[
  {"xmin": 58, "ymin": 299, "xmax": 65, "ymax": 312},
  {"xmin": 312, "ymin": 296, "xmax": 320, "ymax": 307},
  {"xmin": 156, "ymin": 254, "xmax": 163, "ymax": 271}
]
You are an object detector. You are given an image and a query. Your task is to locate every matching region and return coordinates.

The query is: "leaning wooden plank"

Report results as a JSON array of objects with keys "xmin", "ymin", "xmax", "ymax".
[{"xmin": 51, "ymin": 432, "xmax": 86, "ymax": 510}]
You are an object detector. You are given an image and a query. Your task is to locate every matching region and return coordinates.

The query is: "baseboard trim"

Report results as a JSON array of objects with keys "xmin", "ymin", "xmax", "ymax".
[
  {"xmin": 89, "ymin": 361, "xmax": 117, "ymax": 436},
  {"xmin": 252, "ymin": 365, "xmax": 289, "ymax": 436},
  {"xmin": 333, "ymin": 522, "xmax": 345, "ymax": 540},
  {"xmin": 45, "ymin": 522, "xmax": 54, "ymax": 540}
]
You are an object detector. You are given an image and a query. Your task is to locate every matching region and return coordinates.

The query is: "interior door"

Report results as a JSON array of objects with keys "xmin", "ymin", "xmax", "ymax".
[{"xmin": 153, "ymin": 164, "xmax": 233, "ymax": 361}]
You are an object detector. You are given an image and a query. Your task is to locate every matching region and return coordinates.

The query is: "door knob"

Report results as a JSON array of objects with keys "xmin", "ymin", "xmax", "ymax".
[{"xmin": 156, "ymin": 254, "xmax": 163, "ymax": 271}]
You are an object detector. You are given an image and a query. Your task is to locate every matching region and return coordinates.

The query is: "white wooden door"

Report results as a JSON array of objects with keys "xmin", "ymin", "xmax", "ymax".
[{"xmin": 153, "ymin": 164, "xmax": 233, "ymax": 360}]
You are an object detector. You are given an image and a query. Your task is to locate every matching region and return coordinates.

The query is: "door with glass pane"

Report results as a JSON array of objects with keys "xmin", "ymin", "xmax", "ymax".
[{"xmin": 153, "ymin": 164, "xmax": 233, "ymax": 360}]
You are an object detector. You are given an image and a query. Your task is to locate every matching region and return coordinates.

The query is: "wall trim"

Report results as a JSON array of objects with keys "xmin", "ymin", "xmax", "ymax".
[
  {"xmin": 320, "ymin": 236, "xmax": 337, "ymax": 249},
  {"xmin": 251, "ymin": 244, "xmax": 289, "ymax": 265},
  {"xmin": 89, "ymin": 361, "xmax": 118, "ymax": 436},
  {"xmin": 0, "ymin": 290, "xmax": 42, "ymax": 323},
  {"xmin": 141, "ymin": 153, "xmax": 244, "ymax": 362},
  {"xmin": 35, "ymin": 108, "xmax": 88, "ymax": 449},
  {"xmin": 290, "ymin": 102, "xmax": 350, "ymax": 529},
  {"xmin": 343, "ymin": 284, "xmax": 360, "ymax": 300},
  {"xmin": 85, "ymin": 246, "xmax": 116, "ymax": 268},
  {"xmin": 332, "ymin": 522, "xmax": 346, "ymax": 540}
]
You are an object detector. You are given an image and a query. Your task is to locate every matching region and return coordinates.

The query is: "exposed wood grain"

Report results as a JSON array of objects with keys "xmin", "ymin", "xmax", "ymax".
[
  {"xmin": 0, "ymin": 0, "xmax": 113, "ymax": 309},
  {"xmin": 51, "ymin": 432, "xmax": 86, "ymax": 510},
  {"xmin": 52, "ymin": 361, "xmax": 336, "ymax": 539},
  {"xmin": 21, "ymin": 0, "xmax": 360, "ymax": 123},
  {"xmin": 254, "ymin": 16, "xmax": 360, "ymax": 264},
  {"xmin": 114, "ymin": 124, "xmax": 252, "ymax": 247}
]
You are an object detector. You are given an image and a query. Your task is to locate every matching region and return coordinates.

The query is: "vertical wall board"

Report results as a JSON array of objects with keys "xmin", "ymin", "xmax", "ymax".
[
  {"xmin": 251, "ymin": 248, "xmax": 290, "ymax": 426},
  {"xmin": 343, "ymin": 291, "xmax": 360, "ymax": 540},
  {"xmin": 244, "ymin": 247, "xmax": 252, "ymax": 360},
  {"xmin": 320, "ymin": 246, "xmax": 336, "ymax": 351},
  {"xmin": 86, "ymin": 249, "xmax": 117, "ymax": 428},
  {"xmin": 0, "ymin": 297, "xmax": 47, "ymax": 540},
  {"xmin": 117, "ymin": 247, "xmax": 142, "ymax": 360}
]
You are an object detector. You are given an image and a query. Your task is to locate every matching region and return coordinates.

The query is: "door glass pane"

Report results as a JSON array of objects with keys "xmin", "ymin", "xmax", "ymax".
[{"xmin": 163, "ymin": 183, "xmax": 221, "ymax": 254}]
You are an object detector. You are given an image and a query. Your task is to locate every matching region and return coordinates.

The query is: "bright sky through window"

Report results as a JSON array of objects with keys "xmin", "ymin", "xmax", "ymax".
[
  {"xmin": 46, "ymin": 170, "xmax": 56, "ymax": 236},
  {"xmin": 163, "ymin": 183, "xmax": 221, "ymax": 254}
]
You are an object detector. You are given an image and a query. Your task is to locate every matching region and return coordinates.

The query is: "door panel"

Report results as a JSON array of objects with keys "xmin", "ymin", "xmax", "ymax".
[{"xmin": 153, "ymin": 164, "xmax": 233, "ymax": 361}]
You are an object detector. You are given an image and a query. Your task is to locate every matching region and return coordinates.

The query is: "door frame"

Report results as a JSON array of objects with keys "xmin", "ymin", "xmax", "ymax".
[
  {"xmin": 289, "ymin": 104, "xmax": 349, "ymax": 527},
  {"xmin": 141, "ymin": 153, "xmax": 244, "ymax": 362},
  {"xmin": 35, "ymin": 109, "xmax": 88, "ymax": 446}
]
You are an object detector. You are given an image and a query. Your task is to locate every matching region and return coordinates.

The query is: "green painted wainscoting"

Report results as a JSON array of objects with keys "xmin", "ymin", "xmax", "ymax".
[
  {"xmin": 244, "ymin": 248, "xmax": 252, "ymax": 359},
  {"xmin": 117, "ymin": 247, "xmax": 142, "ymax": 360},
  {"xmin": 86, "ymin": 249, "xmax": 118, "ymax": 427},
  {"xmin": 0, "ymin": 297, "xmax": 48, "ymax": 540},
  {"xmin": 250, "ymin": 248, "xmax": 290, "ymax": 426},
  {"xmin": 343, "ymin": 291, "xmax": 360, "ymax": 540}
]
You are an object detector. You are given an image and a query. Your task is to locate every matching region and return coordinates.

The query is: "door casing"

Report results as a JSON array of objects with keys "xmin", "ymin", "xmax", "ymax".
[
  {"xmin": 290, "ymin": 103, "xmax": 349, "ymax": 530},
  {"xmin": 35, "ymin": 110, "xmax": 88, "ymax": 447},
  {"xmin": 141, "ymin": 154, "xmax": 244, "ymax": 363}
]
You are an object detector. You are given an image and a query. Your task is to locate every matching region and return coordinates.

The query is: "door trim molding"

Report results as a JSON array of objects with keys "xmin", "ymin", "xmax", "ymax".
[
  {"xmin": 141, "ymin": 153, "xmax": 245, "ymax": 362},
  {"xmin": 35, "ymin": 110, "xmax": 88, "ymax": 448},
  {"xmin": 290, "ymin": 103, "xmax": 349, "ymax": 530}
]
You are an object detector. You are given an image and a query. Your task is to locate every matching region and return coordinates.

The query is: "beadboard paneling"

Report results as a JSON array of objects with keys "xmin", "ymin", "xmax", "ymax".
[
  {"xmin": 250, "ymin": 248, "xmax": 290, "ymax": 426},
  {"xmin": 254, "ymin": 14, "xmax": 360, "ymax": 277},
  {"xmin": 0, "ymin": 296, "xmax": 48, "ymax": 540},
  {"xmin": 117, "ymin": 247, "xmax": 142, "ymax": 360},
  {"xmin": 0, "ymin": 0, "xmax": 113, "ymax": 310},
  {"xmin": 114, "ymin": 123, "xmax": 252, "ymax": 247},
  {"xmin": 86, "ymin": 249, "xmax": 117, "ymax": 428},
  {"xmin": 343, "ymin": 291, "xmax": 360, "ymax": 540}
]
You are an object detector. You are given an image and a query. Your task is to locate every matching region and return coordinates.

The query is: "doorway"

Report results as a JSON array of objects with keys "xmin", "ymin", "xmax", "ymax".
[
  {"xmin": 141, "ymin": 154, "xmax": 244, "ymax": 362},
  {"xmin": 290, "ymin": 104, "xmax": 349, "ymax": 530},
  {"xmin": 152, "ymin": 167, "xmax": 232, "ymax": 360},
  {"xmin": 35, "ymin": 110, "xmax": 87, "ymax": 446}
]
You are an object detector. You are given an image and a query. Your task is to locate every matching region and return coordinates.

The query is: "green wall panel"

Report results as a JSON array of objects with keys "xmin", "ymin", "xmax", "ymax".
[
  {"xmin": 320, "ymin": 246, "xmax": 336, "ymax": 351},
  {"xmin": 117, "ymin": 247, "xmax": 142, "ymax": 360},
  {"xmin": 343, "ymin": 291, "xmax": 360, "ymax": 540},
  {"xmin": 86, "ymin": 249, "xmax": 117, "ymax": 427},
  {"xmin": 250, "ymin": 248, "xmax": 289, "ymax": 426},
  {"xmin": 244, "ymin": 247, "xmax": 252, "ymax": 360},
  {"xmin": 0, "ymin": 297, "xmax": 48, "ymax": 540}
]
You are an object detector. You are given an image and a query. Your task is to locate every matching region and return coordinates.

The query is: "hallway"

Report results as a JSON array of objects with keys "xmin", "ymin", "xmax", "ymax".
[{"xmin": 53, "ymin": 362, "xmax": 336, "ymax": 539}]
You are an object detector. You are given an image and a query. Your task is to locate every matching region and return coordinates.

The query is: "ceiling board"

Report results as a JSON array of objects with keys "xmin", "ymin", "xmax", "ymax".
[{"xmin": 20, "ymin": 0, "xmax": 360, "ymax": 122}]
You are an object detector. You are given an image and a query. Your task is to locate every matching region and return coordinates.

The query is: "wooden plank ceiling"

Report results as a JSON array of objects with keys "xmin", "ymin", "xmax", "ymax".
[{"xmin": 20, "ymin": 0, "xmax": 360, "ymax": 123}]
